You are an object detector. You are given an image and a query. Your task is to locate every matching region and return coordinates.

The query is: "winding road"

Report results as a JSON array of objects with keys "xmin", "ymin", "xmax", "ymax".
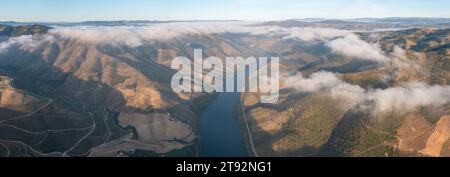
[{"xmin": 240, "ymin": 94, "xmax": 258, "ymax": 157}]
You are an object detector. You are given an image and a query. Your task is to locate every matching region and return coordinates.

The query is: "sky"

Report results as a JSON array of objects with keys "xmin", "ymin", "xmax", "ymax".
[{"xmin": 1, "ymin": 0, "xmax": 450, "ymax": 22}]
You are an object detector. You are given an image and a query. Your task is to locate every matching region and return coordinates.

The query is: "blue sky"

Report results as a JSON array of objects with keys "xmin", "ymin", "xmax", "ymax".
[{"xmin": 1, "ymin": 0, "xmax": 450, "ymax": 22}]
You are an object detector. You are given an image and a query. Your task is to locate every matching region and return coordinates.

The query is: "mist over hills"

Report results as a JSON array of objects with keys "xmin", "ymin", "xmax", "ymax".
[
  {"xmin": 2, "ymin": 17, "xmax": 450, "ymax": 27},
  {"xmin": 0, "ymin": 18, "xmax": 449, "ymax": 157},
  {"xmin": 0, "ymin": 20, "xmax": 242, "ymax": 27},
  {"xmin": 262, "ymin": 17, "xmax": 450, "ymax": 30}
]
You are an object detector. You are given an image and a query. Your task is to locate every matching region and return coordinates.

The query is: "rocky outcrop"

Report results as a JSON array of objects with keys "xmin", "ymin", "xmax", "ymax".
[{"xmin": 419, "ymin": 116, "xmax": 450, "ymax": 157}]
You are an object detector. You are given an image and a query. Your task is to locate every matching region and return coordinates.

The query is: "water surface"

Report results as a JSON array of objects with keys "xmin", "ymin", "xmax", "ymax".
[{"xmin": 198, "ymin": 92, "xmax": 247, "ymax": 157}]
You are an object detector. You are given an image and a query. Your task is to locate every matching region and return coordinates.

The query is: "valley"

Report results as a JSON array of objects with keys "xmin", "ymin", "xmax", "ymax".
[{"xmin": 0, "ymin": 18, "xmax": 449, "ymax": 157}]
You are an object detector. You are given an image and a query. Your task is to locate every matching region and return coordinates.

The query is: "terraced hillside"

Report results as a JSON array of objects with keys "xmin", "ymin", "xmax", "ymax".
[
  {"xmin": 0, "ymin": 22, "xmax": 316, "ymax": 156},
  {"xmin": 0, "ymin": 25, "xmax": 235, "ymax": 156}
]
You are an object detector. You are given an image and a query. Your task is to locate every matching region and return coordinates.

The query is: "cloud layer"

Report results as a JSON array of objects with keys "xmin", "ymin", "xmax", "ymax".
[
  {"xmin": 285, "ymin": 71, "xmax": 450, "ymax": 113},
  {"xmin": 281, "ymin": 27, "xmax": 352, "ymax": 41},
  {"xmin": 49, "ymin": 22, "xmax": 264, "ymax": 47},
  {"xmin": 326, "ymin": 34, "xmax": 389, "ymax": 62},
  {"xmin": 0, "ymin": 35, "xmax": 55, "ymax": 54},
  {"xmin": 1, "ymin": 22, "xmax": 449, "ymax": 114},
  {"xmin": 47, "ymin": 22, "xmax": 391, "ymax": 63},
  {"xmin": 0, "ymin": 35, "xmax": 34, "ymax": 53}
]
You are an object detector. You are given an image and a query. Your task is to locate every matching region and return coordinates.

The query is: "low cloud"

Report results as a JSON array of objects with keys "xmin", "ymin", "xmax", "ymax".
[
  {"xmin": 282, "ymin": 27, "xmax": 352, "ymax": 41},
  {"xmin": 370, "ymin": 83, "xmax": 450, "ymax": 113},
  {"xmin": 285, "ymin": 71, "xmax": 450, "ymax": 113},
  {"xmin": 285, "ymin": 71, "xmax": 365, "ymax": 107},
  {"xmin": 275, "ymin": 27, "xmax": 390, "ymax": 63},
  {"xmin": 49, "ymin": 22, "xmax": 265, "ymax": 47},
  {"xmin": 326, "ymin": 34, "xmax": 389, "ymax": 62},
  {"xmin": 2, "ymin": 22, "xmax": 393, "ymax": 67},
  {"xmin": 1, "ymin": 23, "xmax": 448, "ymax": 114},
  {"xmin": 50, "ymin": 27, "xmax": 144, "ymax": 47},
  {"xmin": 0, "ymin": 35, "xmax": 34, "ymax": 53},
  {"xmin": 391, "ymin": 46, "xmax": 408, "ymax": 60},
  {"xmin": 0, "ymin": 35, "xmax": 54, "ymax": 53},
  {"xmin": 49, "ymin": 23, "xmax": 390, "ymax": 64}
]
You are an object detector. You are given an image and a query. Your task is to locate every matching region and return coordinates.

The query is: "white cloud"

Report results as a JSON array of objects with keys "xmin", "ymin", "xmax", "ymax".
[
  {"xmin": 369, "ymin": 83, "xmax": 450, "ymax": 113},
  {"xmin": 1, "ymin": 23, "xmax": 448, "ymax": 114},
  {"xmin": 285, "ymin": 71, "xmax": 450, "ymax": 113},
  {"xmin": 282, "ymin": 27, "xmax": 352, "ymax": 41},
  {"xmin": 2, "ymin": 22, "xmax": 392, "ymax": 66},
  {"xmin": 50, "ymin": 22, "xmax": 382, "ymax": 62},
  {"xmin": 49, "ymin": 22, "xmax": 265, "ymax": 46},
  {"xmin": 51, "ymin": 27, "xmax": 144, "ymax": 47},
  {"xmin": 0, "ymin": 35, "xmax": 34, "ymax": 53},
  {"xmin": 285, "ymin": 71, "xmax": 365, "ymax": 107},
  {"xmin": 49, "ymin": 23, "xmax": 391, "ymax": 63},
  {"xmin": 0, "ymin": 35, "xmax": 55, "ymax": 54},
  {"xmin": 326, "ymin": 34, "xmax": 389, "ymax": 62},
  {"xmin": 392, "ymin": 46, "xmax": 407, "ymax": 60}
]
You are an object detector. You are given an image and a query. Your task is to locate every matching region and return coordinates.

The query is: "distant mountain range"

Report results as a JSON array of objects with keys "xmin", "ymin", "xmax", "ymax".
[
  {"xmin": 0, "ymin": 20, "xmax": 242, "ymax": 27},
  {"xmin": 261, "ymin": 17, "xmax": 450, "ymax": 30},
  {"xmin": 1, "ymin": 17, "xmax": 450, "ymax": 27},
  {"xmin": 288, "ymin": 17, "xmax": 450, "ymax": 24}
]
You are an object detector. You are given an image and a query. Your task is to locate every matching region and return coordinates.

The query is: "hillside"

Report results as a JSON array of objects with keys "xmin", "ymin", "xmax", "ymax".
[{"xmin": 239, "ymin": 27, "xmax": 450, "ymax": 157}]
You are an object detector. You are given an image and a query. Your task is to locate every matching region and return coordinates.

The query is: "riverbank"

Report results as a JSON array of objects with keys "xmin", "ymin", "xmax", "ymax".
[{"xmin": 235, "ymin": 93, "xmax": 258, "ymax": 157}]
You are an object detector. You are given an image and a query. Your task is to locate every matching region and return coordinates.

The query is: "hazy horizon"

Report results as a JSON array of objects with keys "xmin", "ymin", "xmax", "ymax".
[
  {"xmin": 1, "ymin": 0, "xmax": 450, "ymax": 22},
  {"xmin": 3, "ymin": 17, "xmax": 450, "ymax": 23}
]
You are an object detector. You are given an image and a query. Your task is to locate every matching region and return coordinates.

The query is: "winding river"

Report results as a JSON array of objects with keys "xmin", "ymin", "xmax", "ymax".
[{"xmin": 197, "ymin": 61, "xmax": 263, "ymax": 157}]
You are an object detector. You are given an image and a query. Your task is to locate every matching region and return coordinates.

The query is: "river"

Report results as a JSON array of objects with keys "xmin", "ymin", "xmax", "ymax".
[{"xmin": 198, "ymin": 91, "xmax": 247, "ymax": 157}]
